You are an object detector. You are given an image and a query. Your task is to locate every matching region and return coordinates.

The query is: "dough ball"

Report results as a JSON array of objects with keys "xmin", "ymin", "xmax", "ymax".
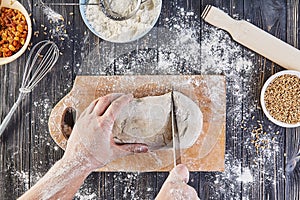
[{"xmin": 113, "ymin": 92, "xmax": 203, "ymax": 150}]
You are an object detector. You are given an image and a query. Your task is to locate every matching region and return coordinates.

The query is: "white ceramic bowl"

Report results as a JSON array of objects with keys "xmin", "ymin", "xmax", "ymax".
[
  {"xmin": 0, "ymin": 0, "xmax": 32, "ymax": 65},
  {"xmin": 79, "ymin": 0, "xmax": 162, "ymax": 43},
  {"xmin": 261, "ymin": 70, "xmax": 300, "ymax": 128}
]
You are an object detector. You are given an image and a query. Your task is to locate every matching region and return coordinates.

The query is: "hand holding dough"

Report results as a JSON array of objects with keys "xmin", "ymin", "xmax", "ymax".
[{"xmin": 63, "ymin": 93, "xmax": 149, "ymax": 170}]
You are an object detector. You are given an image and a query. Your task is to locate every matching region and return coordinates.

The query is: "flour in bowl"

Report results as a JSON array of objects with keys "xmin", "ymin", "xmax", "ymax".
[{"xmin": 85, "ymin": 0, "xmax": 161, "ymax": 42}]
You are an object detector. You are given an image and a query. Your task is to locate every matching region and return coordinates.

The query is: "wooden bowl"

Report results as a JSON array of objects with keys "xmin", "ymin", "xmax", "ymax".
[{"xmin": 0, "ymin": 0, "xmax": 32, "ymax": 65}]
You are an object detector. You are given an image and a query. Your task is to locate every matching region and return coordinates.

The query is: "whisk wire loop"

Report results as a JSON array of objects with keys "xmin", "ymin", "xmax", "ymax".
[
  {"xmin": 22, "ymin": 41, "xmax": 59, "ymax": 91},
  {"xmin": 0, "ymin": 40, "xmax": 59, "ymax": 137}
]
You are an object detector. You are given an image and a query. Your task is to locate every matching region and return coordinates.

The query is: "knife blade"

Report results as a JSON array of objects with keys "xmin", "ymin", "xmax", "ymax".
[{"xmin": 171, "ymin": 91, "xmax": 181, "ymax": 167}]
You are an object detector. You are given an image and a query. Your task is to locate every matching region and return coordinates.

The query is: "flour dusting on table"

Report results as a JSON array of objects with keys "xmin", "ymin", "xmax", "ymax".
[
  {"xmin": 42, "ymin": 6, "xmax": 64, "ymax": 23},
  {"xmin": 75, "ymin": 3, "xmax": 284, "ymax": 199},
  {"xmin": 11, "ymin": 3, "xmax": 286, "ymax": 200}
]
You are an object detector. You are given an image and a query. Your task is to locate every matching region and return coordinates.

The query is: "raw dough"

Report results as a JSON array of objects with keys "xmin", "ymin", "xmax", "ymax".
[
  {"xmin": 172, "ymin": 91, "xmax": 203, "ymax": 149},
  {"xmin": 112, "ymin": 91, "xmax": 203, "ymax": 150}
]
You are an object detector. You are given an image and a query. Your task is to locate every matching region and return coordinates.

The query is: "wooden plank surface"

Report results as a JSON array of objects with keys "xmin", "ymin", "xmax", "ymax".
[{"xmin": 0, "ymin": 0, "xmax": 299, "ymax": 199}]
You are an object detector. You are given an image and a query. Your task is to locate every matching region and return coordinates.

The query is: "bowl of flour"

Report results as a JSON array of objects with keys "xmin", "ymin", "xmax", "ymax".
[{"xmin": 79, "ymin": 0, "xmax": 162, "ymax": 43}]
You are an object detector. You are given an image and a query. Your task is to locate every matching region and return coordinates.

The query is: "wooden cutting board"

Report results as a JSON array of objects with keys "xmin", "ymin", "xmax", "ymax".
[{"xmin": 48, "ymin": 75, "xmax": 226, "ymax": 172}]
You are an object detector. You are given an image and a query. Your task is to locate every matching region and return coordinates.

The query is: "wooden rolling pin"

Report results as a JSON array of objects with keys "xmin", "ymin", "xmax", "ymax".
[{"xmin": 202, "ymin": 5, "xmax": 300, "ymax": 72}]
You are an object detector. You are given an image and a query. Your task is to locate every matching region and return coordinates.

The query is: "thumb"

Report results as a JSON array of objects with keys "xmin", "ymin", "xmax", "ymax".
[
  {"xmin": 114, "ymin": 143, "xmax": 149, "ymax": 156},
  {"xmin": 166, "ymin": 164, "xmax": 190, "ymax": 184}
]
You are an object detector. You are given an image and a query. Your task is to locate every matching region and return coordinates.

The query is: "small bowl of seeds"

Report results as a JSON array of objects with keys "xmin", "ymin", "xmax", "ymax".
[
  {"xmin": 0, "ymin": 0, "xmax": 32, "ymax": 65},
  {"xmin": 261, "ymin": 70, "xmax": 300, "ymax": 128}
]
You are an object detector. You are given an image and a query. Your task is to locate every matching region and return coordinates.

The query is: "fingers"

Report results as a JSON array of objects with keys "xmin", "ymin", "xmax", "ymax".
[
  {"xmin": 111, "ymin": 143, "xmax": 148, "ymax": 162},
  {"xmin": 184, "ymin": 185, "xmax": 199, "ymax": 200},
  {"xmin": 80, "ymin": 99, "xmax": 99, "ymax": 117},
  {"xmin": 93, "ymin": 93, "xmax": 124, "ymax": 116},
  {"xmin": 103, "ymin": 94, "xmax": 133, "ymax": 121},
  {"xmin": 156, "ymin": 170, "xmax": 199, "ymax": 200},
  {"xmin": 114, "ymin": 143, "xmax": 149, "ymax": 154},
  {"xmin": 166, "ymin": 164, "xmax": 190, "ymax": 184},
  {"xmin": 174, "ymin": 184, "xmax": 199, "ymax": 200}
]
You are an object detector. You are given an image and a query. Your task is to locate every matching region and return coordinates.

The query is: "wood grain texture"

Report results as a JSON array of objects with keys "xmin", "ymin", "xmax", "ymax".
[
  {"xmin": 0, "ymin": 0, "xmax": 299, "ymax": 199},
  {"xmin": 48, "ymin": 75, "xmax": 226, "ymax": 172}
]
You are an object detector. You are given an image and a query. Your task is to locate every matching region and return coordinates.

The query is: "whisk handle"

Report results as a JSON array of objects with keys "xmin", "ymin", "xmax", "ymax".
[{"xmin": 0, "ymin": 94, "xmax": 24, "ymax": 137}]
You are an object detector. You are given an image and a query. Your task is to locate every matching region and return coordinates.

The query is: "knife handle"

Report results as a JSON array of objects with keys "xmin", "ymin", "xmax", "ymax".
[{"xmin": 202, "ymin": 5, "xmax": 300, "ymax": 72}]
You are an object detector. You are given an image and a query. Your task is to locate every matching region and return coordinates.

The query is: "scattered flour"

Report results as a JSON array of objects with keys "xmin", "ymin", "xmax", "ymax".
[
  {"xmin": 85, "ymin": 0, "xmax": 161, "ymax": 42},
  {"xmin": 41, "ymin": 6, "xmax": 69, "ymax": 41},
  {"xmin": 74, "ymin": 191, "xmax": 97, "ymax": 200},
  {"xmin": 42, "ymin": 5, "xmax": 65, "ymax": 23},
  {"xmin": 237, "ymin": 168, "xmax": 254, "ymax": 183},
  {"xmin": 7, "ymin": 2, "xmax": 288, "ymax": 200},
  {"xmin": 14, "ymin": 171, "xmax": 30, "ymax": 191},
  {"xmin": 32, "ymin": 98, "xmax": 51, "ymax": 125}
]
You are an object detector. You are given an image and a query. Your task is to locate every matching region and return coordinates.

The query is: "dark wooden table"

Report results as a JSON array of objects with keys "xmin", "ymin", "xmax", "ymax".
[{"xmin": 1, "ymin": 0, "xmax": 300, "ymax": 199}]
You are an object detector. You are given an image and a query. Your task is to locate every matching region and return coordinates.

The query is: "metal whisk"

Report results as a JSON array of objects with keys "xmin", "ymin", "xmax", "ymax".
[{"xmin": 0, "ymin": 40, "xmax": 59, "ymax": 137}]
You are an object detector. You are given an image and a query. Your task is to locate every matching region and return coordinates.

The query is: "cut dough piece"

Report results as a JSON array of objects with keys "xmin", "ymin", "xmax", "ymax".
[
  {"xmin": 113, "ymin": 93, "xmax": 172, "ymax": 149},
  {"xmin": 172, "ymin": 91, "xmax": 203, "ymax": 149},
  {"xmin": 112, "ymin": 91, "xmax": 203, "ymax": 150}
]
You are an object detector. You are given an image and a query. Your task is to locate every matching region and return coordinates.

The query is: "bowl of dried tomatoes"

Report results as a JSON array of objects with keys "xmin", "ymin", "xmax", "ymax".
[{"xmin": 0, "ymin": 0, "xmax": 32, "ymax": 65}]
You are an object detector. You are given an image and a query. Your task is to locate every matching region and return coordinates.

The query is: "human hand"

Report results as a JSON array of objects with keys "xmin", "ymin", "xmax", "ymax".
[
  {"xmin": 155, "ymin": 164, "xmax": 200, "ymax": 200},
  {"xmin": 63, "ymin": 93, "xmax": 149, "ymax": 171}
]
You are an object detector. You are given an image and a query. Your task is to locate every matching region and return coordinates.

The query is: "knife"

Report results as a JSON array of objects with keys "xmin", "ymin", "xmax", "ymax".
[{"xmin": 171, "ymin": 91, "xmax": 181, "ymax": 167}]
